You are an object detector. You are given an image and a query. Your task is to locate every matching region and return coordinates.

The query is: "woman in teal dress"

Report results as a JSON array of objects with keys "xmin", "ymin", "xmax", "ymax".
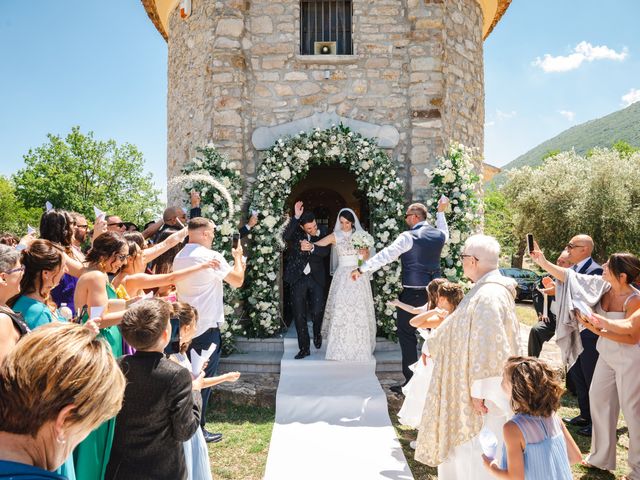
[
  {"xmin": 73, "ymin": 232, "xmax": 130, "ymax": 479},
  {"xmin": 10, "ymin": 240, "xmax": 76, "ymax": 480}
]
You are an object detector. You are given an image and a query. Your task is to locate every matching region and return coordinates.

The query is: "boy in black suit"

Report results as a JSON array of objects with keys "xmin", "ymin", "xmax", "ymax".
[
  {"xmin": 283, "ymin": 201, "xmax": 330, "ymax": 359},
  {"xmin": 105, "ymin": 299, "xmax": 201, "ymax": 480}
]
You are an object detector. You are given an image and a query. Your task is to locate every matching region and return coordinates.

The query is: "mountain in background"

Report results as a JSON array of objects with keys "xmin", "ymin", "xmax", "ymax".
[{"xmin": 499, "ymin": 101, "xmax": 640, "ymax": 174}]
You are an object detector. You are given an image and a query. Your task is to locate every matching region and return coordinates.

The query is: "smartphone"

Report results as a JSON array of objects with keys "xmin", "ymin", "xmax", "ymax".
[
  {"xmin": 164, "ymin": 317, "xmax": 181, "ymax": 355},
  {"xmin": 232, "ymin": 232, "xmax": 240, "ymax": 249},
  {"xmin": 526, "ymin": 233, "xmax": 535, "ymax": 253}
]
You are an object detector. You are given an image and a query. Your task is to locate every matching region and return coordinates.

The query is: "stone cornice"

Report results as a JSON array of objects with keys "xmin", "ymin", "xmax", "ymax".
[{"xmin": 142, "ymin": 0, "xmax": 511, "ymax": 43}]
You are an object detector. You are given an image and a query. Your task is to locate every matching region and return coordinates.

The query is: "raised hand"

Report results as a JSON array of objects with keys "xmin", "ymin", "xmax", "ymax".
[
  {"xmin": 529, "ymin": 240, "xmax": 546, "ymax": 265},
  {"xmin": 225, "ymin": 372, "xmax": 241, "ymax": 382},
  {"xmin": 205, "ymin": 259, "xmax": 221, "ymax": 270},
  {"xmin": 387, "ymin": 299, "xmax": 401, "ymax": 308},
  {"xmin": 294, "ymin": 201, "xmax": 304, "ymax": 219},
  {"xmin": 351, "ymin": 269, "xmax": 361, "ymax": 281},
  {"xmin": 190, "ymin": 190, "xmax": 201, "ymax": 208},
  {"xmin": 300, "ymin": 240, "xmax": 313, "ymax": 252},
  {"xmin": 437, "ymin": 196, "xmax": 450, "ymax": 213}
]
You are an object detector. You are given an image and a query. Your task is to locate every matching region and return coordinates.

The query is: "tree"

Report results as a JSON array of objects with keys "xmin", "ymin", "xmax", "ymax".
[
  {"xmin": 503, "ymin": 148, "xmax": 640, "ymax": 261},
  {"xmin": 12, "ymin": 127, "xmax": 161, "ymax": 225},
  {"xmin": 0, "ymin": 176, "xmax": 41, "ymax": 235},
  {"xmin": 483, "ymin": 186, "xmax": 518, "ymax": 265}
]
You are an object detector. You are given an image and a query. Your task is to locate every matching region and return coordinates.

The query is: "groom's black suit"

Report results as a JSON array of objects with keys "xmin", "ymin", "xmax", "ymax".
[{"xmin": 283, "ymin": 218, "xmax": 330, "ymax": 352}]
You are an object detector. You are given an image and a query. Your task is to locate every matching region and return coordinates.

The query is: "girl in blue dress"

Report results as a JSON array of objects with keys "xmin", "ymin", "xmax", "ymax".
[
  {"xmin": 483, "ymin": 356, "xmax": 582, "ymax": 480},
  {"xmin": 168, "ymin": 302, "xmax": 241, "ymax": 480}
]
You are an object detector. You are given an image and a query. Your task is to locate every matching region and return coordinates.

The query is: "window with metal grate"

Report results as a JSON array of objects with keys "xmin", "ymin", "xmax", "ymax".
[{"xmin": 300, "ymin": 0, "xmax": 353, "ymax": 55}]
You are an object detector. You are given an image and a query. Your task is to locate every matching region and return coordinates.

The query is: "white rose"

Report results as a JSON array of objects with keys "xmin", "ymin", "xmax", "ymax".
[
  {"xmin": 279, "ymin": 166, "xmax": 292, "ymax": 180},
  {"xmin": 327, "ymin": 146, "xmax": 341, "ymax": 157},
  {"xmin": 361, "ymin": 161, "xmax": 371, "ymax": 171},
  {"xmin": 219, "ymin": 221, "xmax": 233, "ymax": 236},
  {"xmin": 263, "ymin": 215, "xmax": 277, "ymax": 228}
]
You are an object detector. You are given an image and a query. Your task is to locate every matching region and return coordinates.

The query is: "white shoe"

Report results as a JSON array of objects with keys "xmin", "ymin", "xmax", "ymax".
[{"xmin": 410, "ymin": 440, "xmax": 417, "ymax": 450}]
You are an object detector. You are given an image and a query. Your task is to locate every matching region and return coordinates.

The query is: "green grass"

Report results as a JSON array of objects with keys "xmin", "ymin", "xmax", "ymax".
[
  {"xmin": 559, "ymin": 394, "xmax": 630, "ymax": 479},
  {"xmin": 516, "ymin": 303, "xmax": 538, "ymax": 327},
  {"xmin": 205, "ymin": 400, "xmax": 274, "ymax": 480}
]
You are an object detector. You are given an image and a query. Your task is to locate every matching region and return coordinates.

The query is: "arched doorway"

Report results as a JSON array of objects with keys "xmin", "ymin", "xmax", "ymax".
[{"xmin": 282, "ymin": 165, "xmax": 370, "ymax": 326}]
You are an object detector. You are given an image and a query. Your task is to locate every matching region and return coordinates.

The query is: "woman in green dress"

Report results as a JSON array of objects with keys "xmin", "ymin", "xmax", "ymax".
[
  {"xmin": 10, "ymin": 239, "xmax": 76, "ymax": 480},
  {"xmin": 73, "ymin": 232, "xmax": 129, "ymax": 479}
]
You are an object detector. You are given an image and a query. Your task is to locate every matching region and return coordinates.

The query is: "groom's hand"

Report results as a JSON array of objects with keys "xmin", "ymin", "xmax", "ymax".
[
  {"xmin": 351, "ymin": 269, "xmax": 361, "ymax": 281},
  {"xmin": 294, "ymin": 201, "xmax": 304, "ymax": 219}
]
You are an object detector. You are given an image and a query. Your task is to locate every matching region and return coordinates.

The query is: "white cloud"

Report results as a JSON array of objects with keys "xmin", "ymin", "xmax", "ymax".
[
  {"xmin": 533, "ymin": 41, "xmax": 628, "ymax": 73},
  {"xmin": 496, "ymin": 109, "xmax": 517, "ymax": 120},
  {"xmin": 484, "ymin": 121, "xmax": 495, "ymax": 128},
  {"xmin": 558, "ymin": 110, "xmax": 576, "ymax": 121},
  {"xmin": 621, "ymin": 88, "xmax": 640, "ymax": 107}
]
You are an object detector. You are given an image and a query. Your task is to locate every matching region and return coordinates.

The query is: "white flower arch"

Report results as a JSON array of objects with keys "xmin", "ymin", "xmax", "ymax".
[{"xmin": 245, "ymin": 125, "xmax": 405, "ymax": 339}]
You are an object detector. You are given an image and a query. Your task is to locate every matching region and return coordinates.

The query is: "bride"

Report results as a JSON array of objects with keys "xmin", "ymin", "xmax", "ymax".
[{"xmin": 314, "ymin": 208, "xmax": 377, "ymax": 362}]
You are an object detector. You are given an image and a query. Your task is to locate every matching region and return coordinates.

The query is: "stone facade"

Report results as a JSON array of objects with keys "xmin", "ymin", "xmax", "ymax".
[{"xmin": 166, "ymin": 0, "xmax": 485, "ymax": 202}]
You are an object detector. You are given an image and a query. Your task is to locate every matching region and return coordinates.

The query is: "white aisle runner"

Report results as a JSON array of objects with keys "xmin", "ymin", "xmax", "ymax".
[{"xmin": 264, "ymin": 326, "xmax": 413, "ymax": 480}]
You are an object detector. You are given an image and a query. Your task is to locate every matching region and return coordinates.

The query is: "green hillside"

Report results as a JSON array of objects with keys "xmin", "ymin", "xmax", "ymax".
[{"xmin": 502, "ymin": 101, "xmax": 640, "ymax": 172}]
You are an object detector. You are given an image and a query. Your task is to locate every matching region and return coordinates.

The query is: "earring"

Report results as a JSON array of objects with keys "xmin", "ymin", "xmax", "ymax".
[
  {"xmin": 56, "ymin": 436, "xmax": 67, "ymax": 445},
  {"xmin": 99, "ymin": 261, "xmax": 106, "ymax": 271}
]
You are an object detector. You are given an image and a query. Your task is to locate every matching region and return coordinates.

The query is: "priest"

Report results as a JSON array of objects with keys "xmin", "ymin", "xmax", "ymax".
[{"xmin": 415, "ymin": 234, "xmax": 520, "ymax": 478}]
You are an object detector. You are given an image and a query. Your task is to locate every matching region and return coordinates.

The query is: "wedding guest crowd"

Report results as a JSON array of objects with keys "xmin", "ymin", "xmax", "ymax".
[
  {"xmin": 2, "ymin": 191, "xmax": 640, "ymax": 480},
  {"xmin": 0, "ymin": 195, "xmax": 247, "ymax": 479}
]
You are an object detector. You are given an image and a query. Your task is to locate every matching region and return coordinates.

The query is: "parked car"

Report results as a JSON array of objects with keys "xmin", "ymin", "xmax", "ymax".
[{"xmin": 499, "ymin": 268, "xmax": 540, "ymax": 301}]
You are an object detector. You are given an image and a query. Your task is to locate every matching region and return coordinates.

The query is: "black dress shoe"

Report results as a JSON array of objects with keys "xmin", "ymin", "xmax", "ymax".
[
  {"xmin": 390, "ymin": 385, "xmax": 404, "ymax": 395},
  {"xmin": 294, "ymin": 349, "xmax": 310, "ymax": 359},
  {"xmin": 314, "ymin": 334, "xmax": 322, "ymax": 349},
  {"xmin": 578, "ymin": 425, "xmax": 592, "ymax": 437},
  {"xmin": 202, "ymin": 428, "xmax": 223, "ymax": 443},
  {"xmin": 563, "ymin": 415, "xmax": 590, "ymax": 427}
]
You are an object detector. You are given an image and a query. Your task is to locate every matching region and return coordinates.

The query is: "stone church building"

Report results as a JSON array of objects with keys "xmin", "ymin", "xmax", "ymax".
[{"xmin": 142, "ymin": 0, "xmax": 510, "ymax": 215}]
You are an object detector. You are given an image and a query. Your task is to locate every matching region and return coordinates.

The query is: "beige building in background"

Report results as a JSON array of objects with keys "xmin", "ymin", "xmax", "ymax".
[{"xmin": 141, "ymin": 0, "xmax": 511, "ymax": 205}]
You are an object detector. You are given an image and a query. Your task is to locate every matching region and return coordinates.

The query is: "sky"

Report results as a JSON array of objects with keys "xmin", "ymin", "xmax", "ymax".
[{"xmin": 1, "ymin": 0, "xmax": 639, "ymax": 198}]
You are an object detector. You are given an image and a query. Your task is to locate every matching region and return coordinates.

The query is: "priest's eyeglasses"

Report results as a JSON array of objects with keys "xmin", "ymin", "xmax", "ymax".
[{"xmin": 460, "ymin": 254, "xmax": 479, "ymax": 261}]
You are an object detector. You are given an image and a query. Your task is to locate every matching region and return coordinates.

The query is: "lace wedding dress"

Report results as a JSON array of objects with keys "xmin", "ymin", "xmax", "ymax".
[{"xmin": 322, "ymin": 230, "xmax": 377, "ymax": 362}]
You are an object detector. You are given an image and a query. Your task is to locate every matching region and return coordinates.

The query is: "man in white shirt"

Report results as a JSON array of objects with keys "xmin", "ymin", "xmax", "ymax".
[
  {"xmin": 173, "ymin": 217, "xmax": 245, "ymax": 443},
  {"xmin": 351, "ymin": 198, "xmax": 449, "ymax": 393}
]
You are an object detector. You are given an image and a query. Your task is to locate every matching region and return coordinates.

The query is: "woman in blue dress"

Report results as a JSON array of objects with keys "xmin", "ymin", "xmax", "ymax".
[
  {"xmin": 10, "ymin": 240, "xmax": 75, "ymax": 480},
  {"xmin": 483, "ymin": 357, "xmax": 582, "ymax": 480}
]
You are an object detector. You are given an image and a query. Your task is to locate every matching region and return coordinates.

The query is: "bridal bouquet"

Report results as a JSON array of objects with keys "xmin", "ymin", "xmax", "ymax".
[{"xmin": 351, "ymin": 231, "xmax": 374, "ymax": 266}]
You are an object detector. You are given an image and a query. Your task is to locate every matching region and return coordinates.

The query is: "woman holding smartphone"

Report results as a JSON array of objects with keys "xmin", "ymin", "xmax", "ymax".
[{"xmin": 529, "ymin": 247, "xmax": 640, "ymax": 477}]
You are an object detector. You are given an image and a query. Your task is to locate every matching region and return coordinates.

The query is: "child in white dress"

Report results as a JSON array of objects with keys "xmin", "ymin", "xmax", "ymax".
[{"xmin": 392, "ymin": 281, "xmax": 464, "ymax": 447}]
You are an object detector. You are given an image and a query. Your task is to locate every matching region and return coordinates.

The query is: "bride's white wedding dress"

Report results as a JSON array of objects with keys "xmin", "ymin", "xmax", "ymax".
[{"xmin": 322, "ymin": 229, "xmax": 377, "ymax": 362}]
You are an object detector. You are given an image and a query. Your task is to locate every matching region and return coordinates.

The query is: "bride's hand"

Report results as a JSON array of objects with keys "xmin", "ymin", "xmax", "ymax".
[{"xmin": 358, "ymin": 248, "xmax": 370, "ymax": 260}]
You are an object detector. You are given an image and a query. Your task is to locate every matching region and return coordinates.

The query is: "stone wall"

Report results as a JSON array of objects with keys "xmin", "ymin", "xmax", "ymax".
[{"xmin": 166, "ymin": 0, "xmax": 485, "ymax": 203}]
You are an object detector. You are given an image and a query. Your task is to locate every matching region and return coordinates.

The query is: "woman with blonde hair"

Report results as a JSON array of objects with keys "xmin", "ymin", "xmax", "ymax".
[{"xmin": 0, "ymin": 322, "xmax": 125, "ymax": 479}]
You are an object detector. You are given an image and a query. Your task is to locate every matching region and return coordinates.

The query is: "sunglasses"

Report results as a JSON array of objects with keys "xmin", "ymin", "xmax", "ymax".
[
  {"xmin": 3, "ymin": 266, "xmax": 25, "ymax": 274},
  {"xmin": 108, "ymin": 222, "xmax": 125, "ymax": 228},
  {"xmin": 115, "ymin": 254, "xmax": 128, "ymax": 262}
]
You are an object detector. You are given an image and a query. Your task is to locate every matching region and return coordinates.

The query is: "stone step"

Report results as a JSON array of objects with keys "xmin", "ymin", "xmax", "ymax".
[
  {"xmin": 218, "ymin": 351, "xmax": 283, "ymax": 374},
  {"xmin": 232, "ymin": 333, "xmax": 400, "ymax": 353},
  {"xmin": 218, "ymin": 347, "xmax": 403, "ymax": 375}
]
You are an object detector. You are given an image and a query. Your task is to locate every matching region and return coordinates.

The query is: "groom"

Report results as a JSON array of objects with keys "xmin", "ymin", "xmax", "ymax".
[
  {"xmin": 351, "ymin": 199, "xmax": 449, "ymax": 392},
  {"xmin": 283, "ymin": 201, "xmax": 330, "ymax": 359}
]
